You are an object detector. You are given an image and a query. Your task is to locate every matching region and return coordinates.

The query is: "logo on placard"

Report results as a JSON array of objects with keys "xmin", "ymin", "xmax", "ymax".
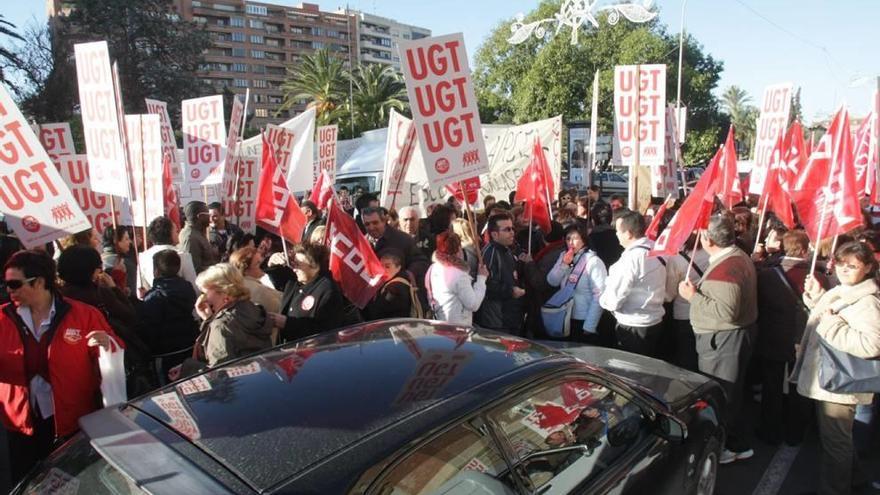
[
  {"xmin": 622, "ymin": 147, "xmax": 632, "ymax": 158},
  {"xmin": 22, "ymin": 216, "xmax": 41, "ymax": 233},
  {"xmin": 191, "ymin": 169, "xmax": 200, "ymax": 179},
  {"xmin": 434, "ymin": 158, "xmax": 450, "ymax": 174},
  {"xmin": 63, "ymin": 328, "xmax": 82, "ymax": 344},
  {"xmin": 301, "ymin": 295, "xmax": 315, "ymax": 311}
]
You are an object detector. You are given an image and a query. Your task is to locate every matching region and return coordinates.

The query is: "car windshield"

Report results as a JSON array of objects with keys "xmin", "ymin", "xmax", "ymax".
[
  {"xmin": 336, "ymin": 175, "xmax": 377, "ymax": 194},
  {"xmin": 16, "ymin": 432, "xmax": 146, "ymax": 495}
]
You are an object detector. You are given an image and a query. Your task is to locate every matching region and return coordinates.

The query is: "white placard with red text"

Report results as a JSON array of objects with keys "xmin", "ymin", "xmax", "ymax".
[
  {"xmin": 175, "ymin": 149, "xmax": 220, "ymax": 204},
  {"xmin": 144, "ymin": 98, "xmax": 182, "ymax": 183},
  {"xmin": 74, "ymin": 41, "xmax": 129, "ymax": 196},
  {"xmin": 239, "ymin": 108, "xmax": 315, "ymax": 192},
  {"xmin": 0, "ymin": 86, "xmax": 91, "ymax": 247},
  {"xmin": 655, "ymin": 105, "xmax": 680, "ymax": 198},
  {"xmin": 613, "ymin": 64, "xmax": 667, "ymax": 167},
  {"xmin": 263, "ymin": 124, "xmax": 298, "ymax": 177},
  {"xmin": 749, "ymin": 83, "xmax": 794, "ymax": 195},
  {"xmin": 381, "ymin": 109, "xmax": 418, "ymax": 210},
  {"xmin": 222, "ymin": 96, "xmax": 245, "ymax": 181},
  {"xmin": 53, "ymin": 155, "xmax": 118, "ymax": 234},
  {"xmin": 399, "ymin": 33, "xmax": 489, "ymax": 188},
  {"xmin": 125, "ymin": 115, "xmax": 164, "ymax": 226},
  {"xmin": 314, "ymin": 124, "xmax": 338, "ymax": 186},
  {"xmin": 32, "ymin": 123, "xmax": 75, "ymax": 159},
  {"xmin": 182, "ymin": 95, "xmax": 226, "ymax": 186},
  {"xmin": 221, "ymin": 153, "xmax": 259, "ymax": 234}
]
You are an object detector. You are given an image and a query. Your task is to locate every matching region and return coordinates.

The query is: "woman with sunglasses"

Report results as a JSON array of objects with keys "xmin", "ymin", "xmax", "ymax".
[
  {"xmin": 0, "ymin": 250, "xmax": 117, "ymax": 484},
  {"xmin": 794, "ymin": 241, "xmax": 880, "ymax": 494}
]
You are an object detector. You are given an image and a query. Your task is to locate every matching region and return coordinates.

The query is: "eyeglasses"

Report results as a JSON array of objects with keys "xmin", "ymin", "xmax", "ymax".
[
  {"xmin": 5, "ymin": 277, "xmax": 36, "ymax": 290},
  {"xmin": 496, "ymin": 227, "xmax": 515, "ymax": 233}
]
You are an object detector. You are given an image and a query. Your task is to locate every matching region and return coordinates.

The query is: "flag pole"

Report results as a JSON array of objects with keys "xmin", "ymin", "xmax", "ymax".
[
  {"xmin": 684, "ymin": 229, "xmax": 702, "ymax": 281},
  {"xmin": 527, "ymin": 202, "xmax": 534, "ymax": 258},
  {"xmin": 109, "ymin": 195, "xmax": 118, "ymax": 230},
  {"xmin": 752, "ymin": 189, "xmax": 771, "ymax": 254},
  {"xmin": 459, "ymin": 180, "xmax": 483, "ymax": 264}
]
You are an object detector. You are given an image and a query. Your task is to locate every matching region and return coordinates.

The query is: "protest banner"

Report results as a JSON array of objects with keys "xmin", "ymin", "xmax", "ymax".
[
  {"xmin": 263, "ymin": 124, "xmax": 298, "ymax": 177},
  {"xmin": 0, "ymin": 85, "xmax": 91, "ymax": 248},
  {"xmin": 182, "ymin": 95, "xmax": 226, "ymax": 186},
  {"xmin": 53, "ymin": 155, "xmax": 117, "ymax": 234},
  {"xmin": 175, "ymin": 150, "xmax": 220, "ymax": 204},
  {"xmin": 315, "ymin": 124, "xmax": 338, "ymax": 186},
  {"xmin": 613, "ymin": 64, "xmax": 667, "ymax": 167},
  {"xmin": 399, "ymin": 33, "xmax": 489, "ymax": 188},
  {"xmin": 74, "ymin": 41, "xmax": 129, "ymax": 196},
  {"xmin": 380, "ymin": 109, "xmax": 418, "ymax": 210},
  {"xmin": 749, "ymin": 83, "xmax": 794, "ymax": 195},
  {"xmin": 221, "ymin": 153, "xmax": 258, "ymax": 234},
  {"xmin": 145, "ymin": 98, "xmax": 182, "ymax": 183},
  {"xmin": 32, "ymin": 123, "xmax": 75, "ymax": 159},
  {"xmin": 125, "ymin": 115, "xmax": 164, "ymax": 227},
  {"xmin": 241, "ymin": 108, "xmax": 315, "ymax": 191},
  {"xmin": 221, "ymin": 95, "xmax": 245, "ymax": 185},
  {"xmin": 655, "ymin": 106, "xmax": 681, "ymax": 198}
]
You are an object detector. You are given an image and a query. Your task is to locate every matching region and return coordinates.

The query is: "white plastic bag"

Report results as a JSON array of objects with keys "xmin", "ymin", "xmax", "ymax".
[{"xmin": 98, "ymin": 335, "xmax": 127, "ymax": 407}]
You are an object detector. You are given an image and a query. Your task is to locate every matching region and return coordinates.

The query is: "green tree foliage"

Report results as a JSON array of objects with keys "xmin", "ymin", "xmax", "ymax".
[
  {"xmin": 348, "ymin": 63, "xmax": 407, "ymax": 133},
  {"xmin": 721, "ymin": 85, "xmax": 758, "ymax": 158},
  {"xmin": 0, "ymin": 14, "xmax": 24, "ymax": 87},
  {"xmin": 473, "ymin": 0, "xmax": 726, "ymax": 166},
  {"xmin": 279, "ymin": 49, "xmax": 348, "ymax": 126}
]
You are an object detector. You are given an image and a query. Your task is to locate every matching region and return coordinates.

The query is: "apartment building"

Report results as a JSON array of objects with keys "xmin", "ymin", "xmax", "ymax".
[{"xmin": 344, "ymin": 10, "xmax": 431, "ymax": 70}]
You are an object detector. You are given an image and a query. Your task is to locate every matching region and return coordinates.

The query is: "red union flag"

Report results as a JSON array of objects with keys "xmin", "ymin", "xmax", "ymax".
[
  {"xmin": 759, "ymin": 135, "xmax": 795, "ymax": 228},
  {"xmin": 515, "ymin": 138, "xmax": 553, "ymax": 234},
  {"xmin": 717, "ymin": 126, "xmax": 743, "ymax": 209},
  {"xmin": 255, "ymin": 133, "xmax": 306, "ymax": 242},
  {"xmin": 778, "ymin": 122, "xmax": 808, "ymax": 194},
  {"xmin": 445, "ymin": 176, "xmax": 481, "ymax": 205},
  {"xmin": 853, "ymin": 111, "xmax": 876, "ymax": 196},
  {"xmin": 74, "ymin": 41, "xmax": 128, "ymax": 196},
  {"xmin": 791, "ymin": 108, "xmax": 861, "ymax": 242},
  {"xmin": 650, "ymin": 154, "xmax": 720, "ymax": 257},
  {"xmin": 613, "ymin": 64, "xmax": 667, "ymax": 167},
  {"xmin": 182, "ymin": 95, "xmax": 226, "ymax": 186},
  {"xmin": 399, "ymin": 33, "xmax": 489, "ymax": 188},
  {"xmin": 33, "ymin": 123, "xmax": 75, "ymax": 159},
  {"xmin": 310, "ymin": 169, "xmax": 335, "ymax": 210},
  {"xmin": 749, "ymin": 83, "xmax": 794, "ymax": 195},
  {"xmin": 325, "ymin": 199, "xmax": 386, "ymax": 308},
  {"xmin": 162, "ymin": 153, "xmax": 181, "ymax": 230},
  {"xmin": 0, "ymin": 86, "xmax": 91, "ymax": 248}
]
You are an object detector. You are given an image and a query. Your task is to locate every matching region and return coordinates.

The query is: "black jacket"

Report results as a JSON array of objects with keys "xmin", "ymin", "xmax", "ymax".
[
  {"xmin": 301, "ymin": 218, "xmax": 326, "ymax": 244},
  {"xmin": 362, "ymin": 277, "xmax": 413, "ymax": 321},
  {"xmin": 475, "ymin": 241, "xmax": 524, "ymax": 333},
  {"xmin": 588, "ymin": 225, "xmax": 623, "ymax": 269},
  {"xmin": 138, "ymin": 276, "xmax": 200, "ymax": 356},
  {"xmin": 279, "ymin": 273, "xmax": 362, "ymax": 342}
]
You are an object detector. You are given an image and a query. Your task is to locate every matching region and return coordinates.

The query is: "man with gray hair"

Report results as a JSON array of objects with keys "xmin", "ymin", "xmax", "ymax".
[
  {"xmin": 398, "ymin": 206, "xmax": 432, "ymax": 257},
  {"xmin": 679, "ymin": 213, "xmax": 757, "ymax": 464}
]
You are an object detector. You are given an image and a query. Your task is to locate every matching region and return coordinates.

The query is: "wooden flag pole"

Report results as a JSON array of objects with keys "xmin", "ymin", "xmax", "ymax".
[
  {"xmin": 752, "ymin": 190, "xmax": 771, "ymax": 254},
  {"xmin": 684, "ymin": 229, "xmax": 702, "ymax": 281},
  {"xmin": 459, "ymin": 180, "xmax": 483, "ymax": 264},
  {"xmin": 139, "ymin": 115, "xmax": 148, "ymax": 250},
  {"xmin": 109, "ymin": 195, "xmax": 118, "ymax": 230}
]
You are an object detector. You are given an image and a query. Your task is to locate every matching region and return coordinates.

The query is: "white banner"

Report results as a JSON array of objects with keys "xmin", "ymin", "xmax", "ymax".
[
  {"xmin": 399, "ymin": 33, "xmax": 489, "ymax": 188},
  {"xmin": 144, "ymin": 98, "xmax": 182, "ymax": 183},
  {"xmin": 241, "ymin": 107, "xmax": 315, "ymax": 191},
  {"xmin": 182, "ymin": 95, "xmax": 226, "ymax": 186},
  {"xmin": 221, "ymin": 153, "xmax": 259, "ymax": 234},
  {"xmin": 656, "ymin": 105, "xmax": 680, "ymax": 198},
  {"xmin": 174, "ymin": 149, "xmax": 220, "ymax": 205},
  {"xmin": 125, "ymin": 115, "xmax": 164, "ymax": 226},
  {"xmin": 314, "ymin": 124, "xmax": 338, "ymax": 186},
  {"xmin": 749, "ymin": 83, "xmax": 794, "ymax": 195},
  {"xmin": 74, "ymin": 41, "xmax": 128, "ymax": 196},
  {"xmin": 0, "ymin": 86, "xmax": 91, "ymax": 248},
  {"xmin": 53, "ymin": 155, "xmax": 117, "ymax": 234},
  {"xmin": 380, "ymin": 109, "xmax": 418, "ymax": 210},
  {"xmin": 33, "ymin": 123, "xmax": 75, "ymax": 159},
  {"xmin": 613, "ymin": 64, "xmax": 667, "ymax": 166},
  {"xmin": 222, "ymin": 96, "xmax": 245, "ymax": 182}
]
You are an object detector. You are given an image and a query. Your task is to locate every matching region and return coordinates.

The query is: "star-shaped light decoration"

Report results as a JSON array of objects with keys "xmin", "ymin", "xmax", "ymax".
[{"xmin": 508, "ymin": 0, "xmax": 658, "ymax": 45}]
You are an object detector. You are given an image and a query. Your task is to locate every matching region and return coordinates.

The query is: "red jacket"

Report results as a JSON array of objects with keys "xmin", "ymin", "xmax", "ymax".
[{"xmin": 0, "ymin": 296, "xmax": 118, "ymax": 437}]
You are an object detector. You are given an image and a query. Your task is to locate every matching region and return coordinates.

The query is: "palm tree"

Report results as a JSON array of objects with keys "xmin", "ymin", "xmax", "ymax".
[
  {"xmin": 348, "ymin": 63, "xmax": 408, "ymax": 132},
  {"xmin": 721, "ymin": 86, "xmax": 757, "ymax": 157},
  {"xmin": 0, "ymin": 15, "xmax": 24, "ymax": 86},
  {"xmin": 278, "ymin": 49, "xmax": 347, "ymax": 125}
]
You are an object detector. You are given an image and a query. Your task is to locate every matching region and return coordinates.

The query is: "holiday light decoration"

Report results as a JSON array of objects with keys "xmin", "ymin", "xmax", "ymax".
[{"xmin": 508, "ymin": 0, "xmax": 658, "ymax": 45}]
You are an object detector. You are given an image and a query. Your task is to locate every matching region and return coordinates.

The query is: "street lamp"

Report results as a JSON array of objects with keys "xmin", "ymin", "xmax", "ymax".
[{"xmin": 675, "ymin": 0, "xmax": 689, "ymax": 195}]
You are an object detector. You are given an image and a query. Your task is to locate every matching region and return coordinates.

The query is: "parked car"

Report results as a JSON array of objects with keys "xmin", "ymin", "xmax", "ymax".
[
  {"xmin": 15, "ymin": 320, "xmax": 726, "ymax": 495},
  {"xmin": 592, "ymin": 171, "xmax": 629, "ymax": 197}
]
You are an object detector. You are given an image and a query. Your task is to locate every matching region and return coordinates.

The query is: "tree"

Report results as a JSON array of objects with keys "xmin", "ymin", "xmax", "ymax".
[
  {"xmin": 11, "ymin": 22, "xmax": 78, "ymax": 123},
  {"xmin": 279, "ymin": 49, "xmax": 348, "ymax": 126},
  {"xmin": 61, "ymin": 0, "xmax": 211, "ymax": 122},
  {"xmin": 789, "ymin": 87, "xmax": 803, "ymax": 125},
  {"xmin": 347, "ymin": 63, "xmax": 407, "ymax": 135},
  {"xmin": 0, "ymin": 14, "xmax": 24, "ymax": 87},
  {"xmin": 721, "ymin": 85, "xmax": 757, "ymax": 157},
  {"xmin": 473, "ymin": 0, "xmax": 726, "ymax": 166}
]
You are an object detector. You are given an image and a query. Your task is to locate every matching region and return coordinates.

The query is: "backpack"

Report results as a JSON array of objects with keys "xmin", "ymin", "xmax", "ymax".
[{"xmin": 387, "ymin": 276, "xmax": 426, "ymax": 319}]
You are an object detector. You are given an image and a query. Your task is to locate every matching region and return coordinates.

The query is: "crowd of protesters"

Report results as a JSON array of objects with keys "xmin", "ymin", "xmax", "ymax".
[{"xmin": 0, "ymin": 185, "xmax": 878, "ymax": 494}]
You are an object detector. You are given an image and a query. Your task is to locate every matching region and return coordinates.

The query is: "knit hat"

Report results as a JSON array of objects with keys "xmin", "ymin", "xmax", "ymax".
[{"xmin": 184, "ymin": 201, "xmax": 208, "ymax": 221}]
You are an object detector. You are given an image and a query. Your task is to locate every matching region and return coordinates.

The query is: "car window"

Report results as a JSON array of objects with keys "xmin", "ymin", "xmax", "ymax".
[
  {"xmin": 375, "ymin": 421, "xmax": 515, "ymax": 495},
  {"xmin": 608, "ymin": 173, "xmax": 625, "ymax": 182},
  {"xmin": 488, "ymin": 379, "xmax": 649, "ymax": 493},
  {"xmin": 18, "ymin": 432, "xmax": 146, "ymax": 495}
]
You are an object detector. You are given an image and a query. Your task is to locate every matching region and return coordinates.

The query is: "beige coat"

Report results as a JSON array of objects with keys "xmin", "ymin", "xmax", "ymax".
[
  {"xmin": 244, "ymin": 276, "xmax": 282, "ymax": 314},
  {"xmin": 794, "ymin": 278, "xmax": 880, "ymax": 405}
]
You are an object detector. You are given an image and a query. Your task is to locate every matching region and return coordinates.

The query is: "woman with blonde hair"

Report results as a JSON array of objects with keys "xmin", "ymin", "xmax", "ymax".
[
  {"xmin": 451, "ymin": 218, "xmax": 479, "ymax": 279},
  {"xmin": 174, "ymin": 263, "xmax": 274, "ymax": 378},
  {"xmin": 229, "ymin": 246, "xmax": 282, "ymax": 313}
]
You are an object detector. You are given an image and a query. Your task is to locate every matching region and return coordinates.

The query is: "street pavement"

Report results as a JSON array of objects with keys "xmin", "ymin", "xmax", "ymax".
[{"xmin": 0, "ymin": 395, "xmax": 876, "ymax": 493}]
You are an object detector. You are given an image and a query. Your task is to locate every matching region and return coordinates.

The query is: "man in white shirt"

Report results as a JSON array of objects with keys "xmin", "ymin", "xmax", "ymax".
[
  {"xmin": 137, "ymin": 216, "xmax": 198, "ymax": 298},
  {"xmin": 599, "ymin": 210, "xmax": 667, "ymax": 358}
]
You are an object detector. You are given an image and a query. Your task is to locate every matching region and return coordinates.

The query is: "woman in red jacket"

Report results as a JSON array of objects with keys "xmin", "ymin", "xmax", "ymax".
[{"xmin": 0, "ymin": 250, "xmax": 117, "ymax": 484}]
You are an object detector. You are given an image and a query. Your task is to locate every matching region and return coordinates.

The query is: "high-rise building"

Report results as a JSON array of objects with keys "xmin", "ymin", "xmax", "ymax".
[{"xmin": 343, "ymin": 10, "xmax": 431, "ymax": 70}]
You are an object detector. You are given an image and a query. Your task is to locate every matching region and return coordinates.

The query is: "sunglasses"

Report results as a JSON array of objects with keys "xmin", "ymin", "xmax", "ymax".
[{"xmin": 5, "ymin": 277, "xmax": 36, "ymax": 290}]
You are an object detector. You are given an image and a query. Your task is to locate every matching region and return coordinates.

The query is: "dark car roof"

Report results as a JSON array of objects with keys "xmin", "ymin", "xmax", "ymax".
[{"xmin": 130, "ymin": 319, "xmax": 559, "ymax": 491}]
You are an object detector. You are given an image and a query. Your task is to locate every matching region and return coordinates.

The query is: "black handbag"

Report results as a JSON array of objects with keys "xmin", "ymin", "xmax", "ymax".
[{"xmin": 817, "ymin": 336, "xmax": 880, "ymax": 394}]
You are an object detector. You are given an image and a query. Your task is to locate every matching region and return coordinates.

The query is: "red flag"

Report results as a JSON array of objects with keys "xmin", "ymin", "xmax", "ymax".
[
  {"xmin": 791, "ymin": 108, "xmax": 861, "ymax": 242},
  {"xmin": 806, "ymin": 132, "xmax": 815, "ymax": 156},
  {"xmin": 779, "ymin": 122, "xmax": 808, "ymax": 194},
  {"xmin": 161, "ymin": 152, "xmax": 181, "ymax": 230},
  {"xmin": 759, "ymin": 135, "xmax": 795, "ymax": 228},
  {"xmin": 255, "ymin": 133, "xmax": 307, "ymax": 242},
  {"xmin": 310, "ymin": 169, "xmax": 335, "ymax": 210},
  {"xmin": 515, "ymin": 138, "xmax": 553, "ymax": 234},
  {"xmin": 325, "ymin": 198, "xmax": 386, "ymax": 308},
  {"xmin": 853, "ymin": 112, "xmax": 876, "ymax": 196},
  {"xmin": 717, "ymin": 126, "xmax": 742, "ymax": 208},
  {"xmin": 649, "ymin": 154, "xmax": 720, "ymax": 257},
  {"xmin": 445, "ymin": 176, "xmax": 481, "ymax": 205},
  {"xmin": 536, "ymin": 403, "xmax": 581, "ymax": 429},
  {"xmin": 645, "ymin": 201, "xmax": 669, "ymax": 241}
]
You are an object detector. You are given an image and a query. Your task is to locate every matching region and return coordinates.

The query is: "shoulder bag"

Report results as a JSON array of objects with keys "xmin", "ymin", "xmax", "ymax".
[{"xmin": 541, "ymin": 253, "xmax": 590, "ymax": 338}]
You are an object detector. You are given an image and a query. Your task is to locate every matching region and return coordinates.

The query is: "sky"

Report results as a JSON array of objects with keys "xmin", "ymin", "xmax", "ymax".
[{"xmin": 6, "ymin": 0, "xmax": 879, "ymax": 123}]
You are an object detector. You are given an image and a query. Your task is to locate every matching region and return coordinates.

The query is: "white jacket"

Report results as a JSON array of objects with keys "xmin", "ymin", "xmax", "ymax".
[
  {"xmin": 427, "ymin": 262, "xmax": 487, "ymax": 326},
  {"xmin": 599, "ymin": 238, "xmax": 667, "ymax": 327}
]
